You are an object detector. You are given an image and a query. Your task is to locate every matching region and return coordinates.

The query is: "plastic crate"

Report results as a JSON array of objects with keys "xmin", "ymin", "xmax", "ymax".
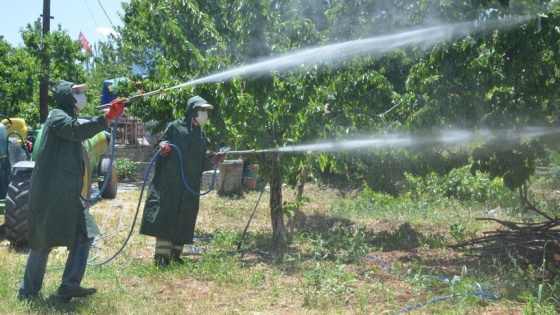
[
  {"xmin": 217, "ymin": 159, "xmax": 243, "ymax": 196},
  {"xmin": 201, "ymin": 170, "xmax": 220, "ymax": 190},
  {"xmin": 242, "ymin": 164, "xmax": 260, "ymax": 190},
  {"xmin": 242, "ymin": 177, "xmax": 257, "ymax": 190}
]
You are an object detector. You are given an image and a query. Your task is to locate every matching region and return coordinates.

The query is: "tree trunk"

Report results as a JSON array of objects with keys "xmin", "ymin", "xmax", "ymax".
[
  {"xmin": 286, "ymin": 166, "xmax": 309, "ymax": 242},
  {"xmin": 269, "ymin": 153, "xmax": 286, "ymax": 247},
  {"xmin": 294, "ymin": 166, "xmax": 309, "ymax": 201},
  {"xmin": 519, "ymin": 182, "xmax": 529, "ymax": 212}
]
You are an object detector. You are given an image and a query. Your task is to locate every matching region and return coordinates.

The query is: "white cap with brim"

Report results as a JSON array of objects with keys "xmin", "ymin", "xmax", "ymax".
[
  {"xmin": 200, "ymin": 103, "xmax": 214, "ymax": 110},
  {"xmin": 72, "ymin": 84, "xmax": 88, "ymax": 93}
]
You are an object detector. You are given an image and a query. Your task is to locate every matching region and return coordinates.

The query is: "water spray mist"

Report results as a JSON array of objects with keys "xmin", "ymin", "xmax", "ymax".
[{"xmin": 98, "ymin": 16, "xmax": 532, "ymax": 110}]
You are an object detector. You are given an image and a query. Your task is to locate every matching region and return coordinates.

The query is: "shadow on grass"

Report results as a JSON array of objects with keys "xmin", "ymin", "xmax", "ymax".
[
  {"xmin": 19, "ymin": 294, "xmax": 96, "ymax": 314},
  {"xmin": 5, "ymin": 243, "xmax": 30, "ymax": 254},
  {"xmin": 201, "ymin": 210, "xmax": 472, "ymax": 278}
]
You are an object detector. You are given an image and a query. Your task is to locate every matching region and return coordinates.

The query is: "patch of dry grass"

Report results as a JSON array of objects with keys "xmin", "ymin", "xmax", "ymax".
[{"xmin": 0, "ymin": 182, "xmax": 555, "ymax": 314}]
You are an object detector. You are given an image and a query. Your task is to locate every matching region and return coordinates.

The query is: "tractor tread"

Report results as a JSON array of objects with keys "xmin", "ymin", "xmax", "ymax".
[{"xmin": 5, "ymin": 169, "xmax": 32, "ymax": 248}]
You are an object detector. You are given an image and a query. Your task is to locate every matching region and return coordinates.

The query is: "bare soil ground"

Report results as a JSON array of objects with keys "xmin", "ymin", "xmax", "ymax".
[
  {"xmin": 102, "ymin": 181, "xmax": 532, "ymax": 314},
  {"xmin": 1, "ymin": 181, "xmax": 547, "ymax": 314}
]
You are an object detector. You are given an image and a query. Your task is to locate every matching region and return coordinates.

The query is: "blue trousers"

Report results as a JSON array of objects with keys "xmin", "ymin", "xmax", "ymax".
[{"xmin": 19, "ymin": 229, "xmax": 94, "ymax": 297}]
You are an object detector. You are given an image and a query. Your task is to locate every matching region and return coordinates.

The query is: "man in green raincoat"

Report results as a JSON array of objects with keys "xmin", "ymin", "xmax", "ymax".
[
  {"xmin": 140, "ymin": 95, "xmax": 218, "ymax": 267},
  {"xmin": 18, "ymin": 80, "xmax": 125, "ymax": 302}
]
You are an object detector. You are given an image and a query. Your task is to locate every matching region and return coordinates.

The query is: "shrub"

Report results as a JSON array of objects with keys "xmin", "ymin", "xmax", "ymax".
[
  {"xmin": 115, "ymin": 157, "xmax": 137, "ymax": 180},
  {"xmin": 407, "ymin": 165, "xmax": 506, "ymax": 203}
]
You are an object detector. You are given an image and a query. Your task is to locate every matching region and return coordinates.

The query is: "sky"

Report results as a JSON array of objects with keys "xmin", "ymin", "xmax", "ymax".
[{"xmin": 1, "ymin": 0, "xmax": 128, "ymax": 47}]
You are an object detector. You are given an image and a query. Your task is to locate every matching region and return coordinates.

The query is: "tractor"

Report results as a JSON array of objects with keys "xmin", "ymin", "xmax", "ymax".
[{"xmin": 0, "ymin": 115, "xmax": 118, "ymax": 247}]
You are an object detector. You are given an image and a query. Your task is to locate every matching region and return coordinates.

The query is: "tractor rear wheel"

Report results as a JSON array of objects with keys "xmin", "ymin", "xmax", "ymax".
[
  {"xmin": 5, "ymin": 168, "xmax": 32, "ymax": 248},
  {"xmin": 98, "ymin": 157, "xmax": 118, "ymax": 199}
]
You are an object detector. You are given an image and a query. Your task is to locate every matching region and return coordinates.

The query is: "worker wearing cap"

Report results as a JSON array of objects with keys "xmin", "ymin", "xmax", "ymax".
[
  {"xmin": 18, "ymin": 80, "xmax": 125, "ymax": 302},
  {"xmin": 140, "ymin": 95, "xmax": 215, "ymax": 267}
]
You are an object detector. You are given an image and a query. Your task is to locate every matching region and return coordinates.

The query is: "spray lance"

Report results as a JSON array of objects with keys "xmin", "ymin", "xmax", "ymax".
[
  {"xmin": 97, "ymin": 85, "xmax": 280, "ymax": 157},
  {"xmin": 216, "ymin": 147, "xmax": 257, "ymax": 156},
  {"xmin": 210, "ymin": 146, "xmax": 276, "ymax": 167},
  {"xmin": 97, "ymin": 87, "xmax": 167, "ymax": 109},
  {"xmin": 96, "ymin": 76, "xmax": 237, "ymax": 109}
]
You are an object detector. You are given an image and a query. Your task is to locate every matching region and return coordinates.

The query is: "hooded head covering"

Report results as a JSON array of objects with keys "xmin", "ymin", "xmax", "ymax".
[
  {"xmin": 185, "ymin": 95, "xmax": 213, "ymax": 126},
  {"xmin": 52, "ymin": 80, "xmax": 88, "ymax": 115},
  {"xmin": 185, "ymin": 96, "xmax": 213, "ymax": 119},
  {"xmin": 52, "ymin": 80, "xmax": 76, "ymax": 113}
]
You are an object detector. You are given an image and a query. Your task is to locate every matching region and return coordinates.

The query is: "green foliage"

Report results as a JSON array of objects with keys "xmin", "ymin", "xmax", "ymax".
[
  {"xmin": 449, "ymin": 223, "xmax": 477, "ymax": 244},
  {"xmin": 282, "ymin": 196, "xmax": 310, "ymax": 218},
  {"xmin": 0, "ymin": 15, "xmax": 132, "ymax": 124},
  {"xmin": 114, "ymin": 157, "xmax": 137, "ymax": 180},
  {"xmin": 302, "ymin": 262, "xmax": 355, "ymax": 296},
  {"xmin": 353, "ymin": 147, "xmax": 471, "ymax": 196},
  {"xmin": 411, "ymin": 165, "xmax": 506, "ymax": 203},
  {"xmin": 543, "ymin": 149, "xmax": 560, "ymax": 184},
  {"xmin": 0, "ymin": 20, "xmax": 93, "ymax": 125},
  {"xmin": 3, "ymin": 0, "xmax": 560, "ymax": 247},
  {"xmin": 520, "ymin": 281, "xmax": 560, "ymax": 315},
  {"xmin": 471, "ymin": 138, "xmax": 547, "ymax": 191},
  {"xmin": 0, "ymin": 39, "xmax": 38, "ymax": 120}
]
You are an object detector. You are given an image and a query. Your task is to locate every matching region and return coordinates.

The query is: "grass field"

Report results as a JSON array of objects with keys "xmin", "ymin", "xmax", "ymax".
[{"xmin": 1, "ymin": 174, "xmax": 559, "ymax": 314}]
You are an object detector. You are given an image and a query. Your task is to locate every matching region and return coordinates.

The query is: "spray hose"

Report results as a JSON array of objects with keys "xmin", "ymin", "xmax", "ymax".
[
  {"xmin": 87, "ymin": 136, "xmax": 227, "ymax": 265},
  {"xmin": 83, "ymin": 115, "xmax": 261, "ymax": 264},
  {"xmin": 88, "ymin": 147, "xmax": 159, "ymax": 266},
  {"xmin": 168, "ymin": 144, "xmax": 219, "ymax": 196}
]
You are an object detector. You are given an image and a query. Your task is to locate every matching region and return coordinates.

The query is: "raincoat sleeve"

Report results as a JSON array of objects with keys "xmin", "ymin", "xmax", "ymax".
[{"xmin": 49, "ymin": 111, "xmax": 108, "ymax": 142}]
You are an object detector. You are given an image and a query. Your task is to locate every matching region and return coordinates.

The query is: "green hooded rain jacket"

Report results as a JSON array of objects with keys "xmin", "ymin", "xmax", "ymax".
[
  {"xmin": 140, "ymin": 96, "xmax": 209, "ymax": 244},
  {"xmin": 28, "ymin": 80, "xmax": 109, "ymax": 249}
]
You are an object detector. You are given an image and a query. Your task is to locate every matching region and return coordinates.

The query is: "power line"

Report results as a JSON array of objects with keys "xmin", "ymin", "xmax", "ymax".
[
  {"xmin": 97, "ymin": 0, "xmax": 117, "ymax": 31},
  {"xmin": 83, "ymin": 0, "xmax": 105, "ymax": 40}
]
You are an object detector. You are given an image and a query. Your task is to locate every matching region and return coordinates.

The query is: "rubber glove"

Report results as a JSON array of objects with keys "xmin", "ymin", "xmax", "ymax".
[
  {"xmin": 105, "ymin": 99, "xmax": 126, "ymax": 119},
  {"xmin": 159, "ymin": 142, "xmax": 171, "ymax": 156},
  {"xmin": 212, "ymin": 152, "xmax": 226, "ymax": 164}
]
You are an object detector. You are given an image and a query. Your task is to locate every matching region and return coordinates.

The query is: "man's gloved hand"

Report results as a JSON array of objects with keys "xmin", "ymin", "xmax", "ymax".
[
  {"xmin": 159, "ymin": 142, "xmax": 171, "ymax": 156},
  {"xmin": 211, "ymin": 152, "xmax": 226, "ymax": 164},
  {"xmin": 105, "ymin": 99, "xmax": 126, "ymax": 120}
]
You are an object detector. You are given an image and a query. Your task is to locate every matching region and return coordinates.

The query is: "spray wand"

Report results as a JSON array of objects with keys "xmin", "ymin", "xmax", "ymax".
[
  {"xmin": 97, "ymin": 88, "xmax": 166, "ymax": 109},
  {"xmin": 217, "ymin": 147, "xmax": 257, "ymax": 155},
  {"xmin": 97, "ymin": 74, "xmax": 235, "ymax": 109}
]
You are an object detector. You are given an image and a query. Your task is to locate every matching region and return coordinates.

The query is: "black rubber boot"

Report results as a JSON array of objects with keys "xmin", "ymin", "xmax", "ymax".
[
  {"xmin": 154, "ymin": 254, "xmax": 170, "ymax": 268},
  {"xmin": 170, "ymin": 250, "xmax": 184, "ymax": 265},
  {"xmin": 58, "ymin": 286, "xmax": 97, "ymax": 302}
]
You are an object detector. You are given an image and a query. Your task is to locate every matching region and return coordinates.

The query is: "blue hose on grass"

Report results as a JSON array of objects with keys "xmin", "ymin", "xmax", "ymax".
[
  {"xmin": 394, "ymin": 291, "xmax": 499, "ymax": 314},
  {"xmin": 362, "ymin": 254, "xmax": 499, "ymax": 314}
]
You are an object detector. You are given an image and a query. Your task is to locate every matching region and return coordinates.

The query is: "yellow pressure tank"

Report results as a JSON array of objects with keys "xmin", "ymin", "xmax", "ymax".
[{"xmin": 1, "ymin": 118, "xmax": 28, "ymax": 142}]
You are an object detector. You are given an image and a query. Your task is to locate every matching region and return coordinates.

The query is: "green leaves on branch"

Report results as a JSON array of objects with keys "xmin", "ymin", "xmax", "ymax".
[{"xmin": 471, "ymin": 138, "xmax": 546, "ymax": 191}]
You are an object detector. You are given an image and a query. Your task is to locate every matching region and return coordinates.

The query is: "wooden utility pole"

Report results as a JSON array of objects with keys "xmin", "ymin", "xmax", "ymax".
[{"xmin": 39, "ymin": 0, "xmax": 52, "ymax": 123}]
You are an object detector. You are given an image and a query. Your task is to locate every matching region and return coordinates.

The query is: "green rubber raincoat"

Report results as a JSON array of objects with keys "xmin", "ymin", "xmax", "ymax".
[
  {"xmin": 140, "ymin": 96, "xmax": 209, "ymax": 244},
  {"xmin": 28, "ymin": 80, "xmax": 108, "ymax": 249}
]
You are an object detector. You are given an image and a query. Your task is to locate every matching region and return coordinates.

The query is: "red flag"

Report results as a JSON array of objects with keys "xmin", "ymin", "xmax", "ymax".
[{"xmin": 79, "ymin": 32, "xmax": 92, "ymax": 53}]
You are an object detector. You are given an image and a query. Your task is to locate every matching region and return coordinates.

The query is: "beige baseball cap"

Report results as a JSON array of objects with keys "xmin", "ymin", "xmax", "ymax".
[
  {"xmin": 72, "ymin": 84, "xmax": 88, "ymax": 94},
  {"xmin": 199, "ymin": 103, "xmax": 214, "ymax": 110}
]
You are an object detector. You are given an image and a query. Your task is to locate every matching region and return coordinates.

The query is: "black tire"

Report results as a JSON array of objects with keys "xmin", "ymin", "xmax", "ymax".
[
  {"xmin": 98, "ymin": 157, "xmax": 117, "ymax": 199},
  {"xmin": 5, "ymin": 168, "xmax": 32, "ymax": 248},
  {"xmin": 0, "ymin": 158, "xmax": 9, "ymax": 199}
]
